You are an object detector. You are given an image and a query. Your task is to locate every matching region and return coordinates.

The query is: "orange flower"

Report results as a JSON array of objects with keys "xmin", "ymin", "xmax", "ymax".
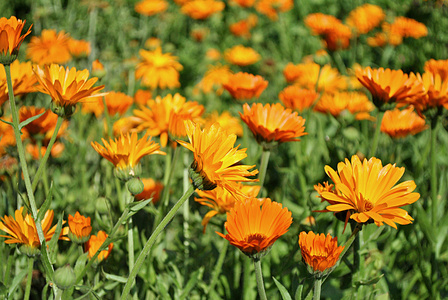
[
  {"xmin": 135, "ymin": 0, "xmax": 169, "ymax": 16},
  {"xmin": 304, "ymin": 13, "xmax": 351, "ymax": 51},
  {"xmin": 0, "ymin": 16, "xmax": 32, "ymax": 64},
  {"xmin": 255, "ymin": 0, "xmax": 293, "ymax": 21},
  {"xmin": 229, "ymin": 15, "xmax": 257, "ymax": 38},
  {"xmin": 68, "ymin": 212, "xmax": 92, "ymax": 243},
  {"xmin": 84, "ymin": 231, "xmax": 113, "ymax": 262},
  {"xmin": 424, "ymin": 59, "xmax": 448, "ymax": 82},
  {"xmin": 103, "ymin": 91, "xmax": 133, "ymax": 116},
  {"xmin": 346, "ymin": 4, "xmax": 385, "ymax": 35},
  {"xmin": 240, "ymin": 103, "xmax": 307, "ymax": 147},
  {"xmin": 230, "ymin": 0, "xmax": 255, "ymax": 7},
  {"xmin": 292, "ymin": 62, "xmax": 347, "ymax": 94},
  {"xmin": 134, "ymin": 89, "xmax": 152, "ymax": 106},
  {"xmin": 222, "ymin": 72, "xmax": 268, "ymax": 100},
  {"xmin": 390, "ymin": 16, "xmax": 428, "ymax": 40},
  {"xmin": 136, "ymin": 47, "xmax": 183, "ymax": 89},
  {"xmin": 279, "ymin": 86, "xmax": 318, "ymax": 112},
  {"xmin": 283, "ymin": 63, "xmax": 305, "ymax": 83},
  {"xmin": 314, "ymin": 91, "xmax": 374, "ymax": 120},
  {"xmin": 0, "ymin": 60, "xmax": 37, "ymax": 105},
  {"xmin": 81, "ymin": 96, "xmax": 104, "ymax": 117},
  {"xmin": 356, "ymin": 67, "xmax": 424, "ymax": 108},
  {"xmin": 26, "ymin": 29, "xmax": 71, "ymax": 65},
  {"xmin": 195, "ymin": 184, "xmax": 260, "ymax": 232},
  {"xmin": 181, "ymin": 0, "xmax": 225, "ymax": 20},
  {"xmin": 112, "ymin": 116, "xmax": 142, "ymax": 136},
  {"xmin": 135, "ymin": 178, "xmax": 164, "ymax": 203},
  {"xmin": 299, "ymin": 231, "xmax": 344, "ymax": 274},
  {"xmin": 381, "ymin": 108, "xmax": 427, "ymax": 138},
  {"xmin": 0, "ymin": 207, "xmax": 69, "ymax": 256},
  {"xmin": 26, "ymin": 142, "xmax": 65, "ymax": 160},
  {"xmin": 224, "ymin": 45, "xmax": 260, "ymax": 66},
  {"xmin": 196, "ymin": 64, "xmax": 233, "ymax": 95},
  {"xmin": 145, "ymin": 37, "xmax": 162, "ymax": 49},
  {"xmin": 67, "ymin": 38, "xmax": 91, "ymax": 57},
  {"xmin": 0, "ymin": 118, "xmax": 15, "ymax": 155},
  {"xmin": 305, "ymin": 13, "xmax": 341, "ymax": 36},
  {"xmin": 205, "ymin": 48, "xmax": 221, "ymax": 61},
  {"xmin": 204, "ymin": 111, "xmax": 243, "ymax": 136},
  {"xmin": 317, "ymin": 155, "xmax": 420, "ymax": 229},
  {"xmin": 19, "ymin": 106, "xmax": 67, "ymax": 140},
  {"xmin": 178, "ymin": 121, "xmax": 258, "ymax": 193},
  {"xmin": 216, "ymin": 198, "xmax": 292, "ymax": 258}
]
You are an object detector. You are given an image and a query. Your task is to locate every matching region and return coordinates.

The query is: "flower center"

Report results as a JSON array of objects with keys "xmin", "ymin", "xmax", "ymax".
[
  {"xmin": 245, "ymin": 233, "xmax": 267, "ymax": 244},
  {"xmin": 358, "ymin": 194, "xmax": 374, "ymax": 212}
]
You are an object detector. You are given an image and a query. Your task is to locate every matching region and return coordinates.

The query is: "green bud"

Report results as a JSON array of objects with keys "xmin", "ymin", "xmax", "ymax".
[
  {"xmin": 189, "ymin": 160, "xmax": 217, "ymax": 191},
  {"xmin": 53, "ymin": 265, "xmax": 76, "ymax": 290},
  {"xmin": 50, "ymin": 102, "xmax": 76, "ymax": 119},
  {"xmin": 19, "ymin": 244, "xmax": 41, "ymax": 257},
  {"xmin": 114, "ymin": 164, "xmax": 141, "ymax": 182},
  {"xmin": 127, "ymin": 177, "xmax": 144, "ymax": 195}
]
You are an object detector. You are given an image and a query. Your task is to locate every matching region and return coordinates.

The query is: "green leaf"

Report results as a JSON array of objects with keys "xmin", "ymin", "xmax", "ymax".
[
  {"xmin": 124, "ymin": 198, "xmax": 152, "ymax": 221},
  {"xmin": 294, "ymin": 284, "xmax": 303, "ymax": 300},
  {"xmin": 415, "ymin": 203, "xmax": 435, "ymax": 245},
  {"xmin": 74, "ymin": 252, "xmax": 89, "ymax": 278},
  {"xmin": 101, "ymin": 267, "xmax": 127, "ymax": 283},
  {"xmin": 0, "ymin": 281, "xmax": 7, "ymax": 298},
  {"xmin": 157, "ymin": 277, "xmax": 170, "ymax": 299},
  {"xmin": 8, "ymin": 267, "xmax": 27, "ymax": 297},
  {"xmin": 272, "ymin": 276, "xmax": 292, "ymax": 300},
  {"xmin": 179, "ymin": 267, "xmax": 204, "ymax": 300},
  {"xmin": 18, "ymin": 111, "xmax": 46, "ymax": 130},
  {"xmin": 48, "ymin": 212, "xmax": 65, "ymax": 263},
  {"xmin": 354, "ymin": 274, "xmax": 384, "ymax": 287},
  {"xmin": 37, "ymin": 182, "xmax": 53, "ymax": 222},
  {"xmin": 0, "ymin": 118, "xmax": 13, "ymax": 126},
  {"xmin": 95, "ymin": 210, "xmax": 111, "ymax": 232}
]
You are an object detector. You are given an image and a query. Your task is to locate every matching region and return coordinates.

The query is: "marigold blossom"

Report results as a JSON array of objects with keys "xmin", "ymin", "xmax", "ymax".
[
  {"xmin": 134, "ymin": 89, "xmax": 152, "ymax": 106},
  {"xmin": 135, "ymin": 0, "xmax": 169, "ymax": 16},
  {"xmin": 85, "ymin": 231, "xmax": 113, "ymax": 262},
  {"xmin": 135, "ymin": 178, "xmax": 164, "ymax": 203},
  {"xmin": 424, "ymin": 59, "xmax": 448, "ymax": 81},
  {"xmin": 0, "ymin": 16, "xmax": 32, "ymax": 64},
  {"xmin": 224, "ymin": 45, "xmax": 260, "ymax": 66},
  {"xmin": 230, "ymin": 0, "xmax": 255, "ymax": 7},
  {"xmin": 67, "ymin": 38, "xmax": 91, "ymax": 57},
  {"xmin": 196, "ymin": 64, "xmax": 233, "ymax": 95},
  {"xmin": 204, "ymin": 111, "xmax": 243, "ymax": 136},
  {"xmin": 27, "ymin": 29, "xmax": 71, "ymax": 65},
  {"xmin": 304, "ymin": 13, "xmax": 351, "ymax": 50},
  {"xmin": 229, "ymin": 15, "xmax": 257, "ymax": 38},
  {"xmin": 181, "ymin": 0, "xmax": 225, "ymax": 20},
  {"xmin": 68, "ymin": 212, "xmax": 92, "ymax": 243},
  {"xmin": 255, "ymin": 0, "xmax": 293, "ymax": 21},
  {"xmin": 222, "ymin": 72, "xmax": 268, "ymax": 100},
  {"xmin": 390, "ymin": 16, "xmax": 428, "ymax": 40},
  {"xmin": 314, "ymin": 91, "xmax": 374, "ymax": 120},
  {"xmin": 346, "ymin": 4, "xmax": 385, "ymax": 35},
  {"xmin": 279, "ymin": 86, "xmax": 318, "ymax": 112},
  {"xmin": 0, "ymin": 60, "xmax": 37, "ymax": 105},
  {"xmin": 293, "ymin": 62, "xmax": 347, "ymax": 94},
  {"xmin": 381, "ymin": 108, "xmax": 427, "ymax": 138},
  {"xmin": 90, "ymin": 91, "xmax": 133, "ymax": 117}
]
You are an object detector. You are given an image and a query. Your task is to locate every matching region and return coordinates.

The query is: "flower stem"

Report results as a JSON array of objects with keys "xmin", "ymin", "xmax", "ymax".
[
  {"xmin": 313, "ymin": 277, "xmax": 322, "ymax": 300},
  {"xmin": 102, "ymin": 96, "xmax": 113, "ymax": 138},
  {"xmin": 430, "ymin": 117, "xmax": 439, "ymax": 227},
  {"xmin": 206, "ymin": 239, "xmax": 229, "ymax": 295},
  {"xmin": 368, "ymin": 111, "xmax": 384, "ymax": 158},
  {"xmin": 183, "ymin": 151, "xmax": 190, "ymax": 276},
  {"xmin": 257, "ymin": 149, "xmax": 271, "ymax": 196},
  {"xmin": 253, "ymin": 258, "xmax": 267, "ymax": 300},
  {"xmin": 24, "ymin": 257, "xmax": 34, "ymax": 300},
  {"xmin": 120, "ymin": 185, "xmax": 195, "ymax": 300},
  {"xmin": 125, "ymin": 190, "xmax": 135, "ymax": 283}
]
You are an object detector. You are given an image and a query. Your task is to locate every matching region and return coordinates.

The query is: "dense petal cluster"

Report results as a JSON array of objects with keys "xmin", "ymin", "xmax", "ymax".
[
  {"xmin": 381, "ymin": 108, "xmax": 427, "ymax": 138},
  {"xmin": 85, "ymin": 231, "xmax": 113, "ymax": 262},
  {"xmin": 304, "ymin": 13, "xmax": 351, "ymax": 50},
  {"xmin": 180, "ymin": 0, "xmax": 225, "ymax": 20},
  {"xmin": 279, "ymin": 86, "xmax": 318, "ymax": 112},
  {"xmin": 314, "ymin": 91, "xmax": 374, "ymax": 120},
  {"xmin": 27, "ymin": 29, "xmax": 72, "ymax": 65},
  {"xmin": 0, "ymin": 16, "xmax": 32, "ymax": 64},
  {"xmin": 223, "ymin": 72, "xmax": 268, "ymax": 100},
  {"xmin": 424, "ymin": 59, "xmax": 448, "ymax": 81},
  {"xmin": 68, "ymin": 212, "xmax": 92, "ymax": 243},
  {"xmin": 135, "ymin": 0, "xmax": 169, "ymax": 16},
  {"xmin": 224, "ymin": 45, "xmax": 260, "ymax": 66},
  {"xmin": 346, "ymin": 4, "xmax": 384, "ymax": 35}
]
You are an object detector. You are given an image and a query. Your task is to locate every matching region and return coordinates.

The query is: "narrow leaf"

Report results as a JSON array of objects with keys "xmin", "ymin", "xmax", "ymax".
[
  {"xmin": 18, "ymin": 111, "xmax": 46, "ymax": 130},
  {"xmin": 272, "ymin": 276, "xmax": 292, "ymax": 300},
  {"xmin": 101, "ymin": 267, "xmax": 127, "ymax": 283},
  {"xmin": 8, "ymin": 268, "xmax": 27, "ymax": 296},
  {"xmin": 37, "ymin": 182, "xmax": 53, "ymax": 222},
  {"xmin": 179, "ymin": 267, "xmax": 204, "ymax": 300},
  {"xmin": 0, "ymin": 118, "xmax": 13, "ymax": 126}
]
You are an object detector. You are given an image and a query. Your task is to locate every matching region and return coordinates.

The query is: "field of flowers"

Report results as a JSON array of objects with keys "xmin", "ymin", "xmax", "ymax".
[{"xmin": 1, "ymin": 0, "xmax": 448, "ymax": 299}]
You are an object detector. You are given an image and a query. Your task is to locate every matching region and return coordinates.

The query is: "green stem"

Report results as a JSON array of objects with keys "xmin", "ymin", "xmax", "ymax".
[
  {"xmin": 31, "ymin": 116, "xmax": 64, "ymax": 192},
  {"xmin": 206, "ymin": 239, "xmax": 229, "ymax": 294},
  {"xmin": 121, "ymin": 185, "xmax": 195, "ymax": 300},
  {"xmin": 35, "ymin": 138, "xmax": 49, "ymax": 195},
  {"xmin": 125, "ymin": 190, "xmax": 135, "ymax": 282},
  {"xmin": 332, "ymin": 51, "xmax": 348, "ymax": 76},
  {"xmin": 183, "ymin": 151, "xmax": 190, "ymax": 276},
  {"xmin": 4, "ymin": 248, "xmax": 14, "ymax": 286},
  {"xmin": 24, "ymin": 257, "xmax": 34, "ymax": 300},
  {"xmin": 102, "ymin": 96, "xmax": 113, "ymax": 138},
  {"xmin": 368, "ymin": 111, "xmax": 384, "ymax": 158},
  {"xmin": 257, "ymin": 149, "xmax": 271, "ymax": 197},
  {"xmin": 430, "ymin": 117, "xmax": 439, "ymax": 227},
  {"xmin": 313, "ymin": 277, "xmax": 322, "ymax": 300},
  {"xmin": 253, "ymin": 258, "xmax": 267, "ymax": 300}
]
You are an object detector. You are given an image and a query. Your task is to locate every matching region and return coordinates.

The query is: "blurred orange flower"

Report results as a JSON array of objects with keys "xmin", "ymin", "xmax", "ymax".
[
  {"xmin": 346, "ymin": 4, "xmax": 385, "ymax": 35},
  {"xmin": 134, "ymin": 178, "xmax": 164, "ymax": 203},
  {"xmin": 216, "ymin": 198, "xmax": 292, "ymax": 258},
  {"xmin": 68, "ymin": 212, "xmax": 92, "ymax": 244},
  {"xmin": 314, "ymin": 91, "xmax": 374, "ymax": 120},
  {"xmin": 26, "ymin": 142, "xmax": 65, "ymax": 160},
  {"xmin": 222, "ymin": 72, "xmax": 268, "ymax": 100},
  {"xmin": 381, "ymin": 108, "xmax": 427, "ymax": 138},
  {"xmin": 279, "ymin": 86, "xmax": 318, "ymax": 112},
  {"xmin": 291, "ymin": 62, "xmax": 347, "ymax": 94},
  {"xmin": 229, "ymin": 15, "xmax": 257, "ymax": 38},
  {"xmin": 27, "ymin": 29, "xmax": 72, "ymax": 65},
  {"xmin": 134, "ymin": 89, "xmax": 152, "ymax": 106},
  {"xmin": 224, "ymin": 45, "xmax": 260, "ymax": 66},
  {"xmin": 204, "ymin": 111, "xmax": 243, "ymax": 136},
  {"xmin": 0, "ymin": 118, "xmax": 15, "ymax": 155},
  {"xmin": 19, "ymin": 106, "xmax": 67, "ymax": 140},
  {"xmin": 205, "ymin": 48, "xmax": 221, "ymax": 61},
  {"xmin": 181, "ymin": 0, "xmax": 225, "ymax": 20},
  {"xmin": 0, "ymin": 16, "xmax": 32, "ymax": 64},
  {"xmin": 196, "ymin": 64, "xmax": 233, "ymax": 95},
  {"xmin": 304, "ymin": 13, "xmax": 351, "ymax": 50},
  {"xmin": 0, "ymin": 60, "xmax": 37, "ymax": 105},
  {"xmin": 256, "ymin": 0, "xmax": 293, "ymax": 21},
  {"xmin": 112, "ymin": 116, "xmax": 142, "ymax": 136},
  {"xmin": 85, "ymin": 231, "xmax": 113, "ymax": 262},
  {"xmin": 283, "ymin": 63, "xmax": 305, "ymax": 83},
  {"xmin": 390, "ymin": 16, "xmax": 428, "ymax": 40},
  {"xmin": 424, "ymin": 59, "xmax": 448, "ymax": 81},
  {"xmin": 230, "ymin": 0, "xmax": 255, "ymax": 7},
  {"xmin": 102, "ymin": 91, "xmax": 134, "ymax": 116},
  {"xmin": 67, "ymin": 38, "xmax": 91, "ymax": 57},
  {"xmin": 81, "ymin": 97, "xmax": 104, "ymax": 117},
  {"xmin": 135, "ymin": 0, "xmax": 169, "ymax": 16}
]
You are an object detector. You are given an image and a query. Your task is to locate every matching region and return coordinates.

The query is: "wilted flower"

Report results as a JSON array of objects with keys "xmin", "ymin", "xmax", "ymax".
[
  {"xmin": 68, "ymin": 212, "xmax": 92, "ymax": 244},
  {"xmin": 224, "ymin": 45, "xmax": 260, "ymax": 66},
  {"xmin": 0, "ymin": 16, "xmax": 32, "ymax": 64},
  {"xmin": 222, "ymin": 72, "xmax": 268, "ymax": 100},
  {"xmin": 84, "ymin": 231, "xmax": 113, "ymax": 262},
  {"xmin": 27, "ymin": 29, "xmax": 71, "ymax": 65},
  {"xmin": 381, "ymin": 108, "xmax": 427, "ymax": 138}
]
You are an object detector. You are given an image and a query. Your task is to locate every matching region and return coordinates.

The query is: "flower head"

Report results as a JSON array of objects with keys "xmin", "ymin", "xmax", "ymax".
[
  {"xmin": 230, "ymin": 0, "xmax": 255, "ymax": 7},
  {"xmin": 178, "ymin": 121, "xmax": 258, "ymax": 193},
  {"xmin": 279, "ymin": 86, "xmax": 318, "ymax": 112},
  {"xmin": 67, "ymin": 38, "xmax": 91, "ymax": 57},
  {"xmin": 68, "ymin": 212, "xmax": 92, "ymax": 244},
  {"xmin": 314, "ymin": 91, "xmax": 374, "ymax": 120},
  {"xmin": 424, "ymin": 59, "xmax": 448, "ymax": 82},
  {"xmin": 84, "ymin": 231, "xmax": 113, "ymax": 262},
  {"xmin": 196, "ymin": 64, "xmax": 233, "ymax": 95},
  {"xmin": 204, "ymin": 111, "xmax": 243, "ymax": 136},
  {"xmin": 229, "ymin": 15, "xmax": 258, "ymax": 38},
  {"xmin": 134, "ymin": 178, "xmax": 164, "ymax": 203},
  {"xmin": 390, "ymin": 17, "xmax": 428, "ymax": 40},
  {"xmin": 222, "ymin": 72, "xmax": 268, "ymax": 100},
  {"xmin": 216, "ymin": 198, "xmax": 292, "ymax": 258},
  {"xmin": 346, "ymin": 4, "xmax": 385, "ymax": 35},
  {"xmin": 181, "ymin": 0, "xmax": 225, "ymax": 20},
  {"xmin": 135, "ymin": 0, "xmax": 169, "ymax": 16},
  {"xmin": 0, "ymin": 16, "xmax": 32, "ymax": 64},
  {"xmin": 0, "ymin": 60, "xmax": 37, "ymax": 105},
  {"xmin": 134, "ymin": 89, "xmax": 152, "ymax": 106},
  {"xmin": 27, "ymin": 29, "xmax": 71, "ymax": 65},
  {"xmin": 381, "ymin": 108, "xmax": 427, "ymax": 138},
  {"xmin": 255, "ymin": 0, "xmax": 293, "ymax": 21},
  {"xmin": 304, "ymin": 13, "xmax": 351, "ymax": 50},
  {"xmin": 224, "ymin": 45, "xmax": 260, "ymax": 66},
  {"xmin": 299, "ymin": 231, "xmax": 344, "ymax": 275}
]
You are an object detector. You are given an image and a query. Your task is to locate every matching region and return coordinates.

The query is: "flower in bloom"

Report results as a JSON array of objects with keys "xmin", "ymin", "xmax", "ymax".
[
  {"xmin": 204, "ymin": 111, "xmax": 243, "ymax": 136},
  {"xmin": 26, "ymin": 29, "xmax": 72, "ymax": 65},
  {"xmin": 304, "ymin": 13, "xmax": 351, "ymax": 51},
  {"xmin": 0, "ymin": 60, "xmax": 37, "ymax": 106},
  {"xmin": 283, "ymin": 63, "xmax": 306, "ymax": 83},
  {"xmin": 230, "ymin": 0, "xmax": 255, "ymax": 7},
  {"xmin": 19, "ymin": 106, "xmax": 67, "ymax": 140},
  {"xmin": 240, "ymin": 103, "xmax": 307, "ymax": 147},
  {"xmin": 68, "ymin": 212, "xmax": 92, "ymax": 243},
  {"xmin": 424, "ymin": 59, "xmax": 448, "ymax": 82},
  {"xmin": 134, "ymin": 89, "xmax": 152, "ymax": 106},
  {"xmin": 279, "ymin": 86, "xmax": 318, "ymax": 112},
  {"xmin": 84, "ymin": 231, "xmax": 113, "ymax": 262},
  {"xmin": 314, "ymin": 91, "xmax": 374, "ymax": 120},
  {"xmin": 216, "ymin": 198, "xmax": 292, "ymax": 258},
  {"xmin": 195, "ymin": 184, "xmax": 261, "ymax": 232},
  {"xmin": 134, "ymin": 178, "xmax": 164, "ymax": 203},
  {"xmin": 135, "ymin": 0, "xmax": 169, "ymax": 16},
  {"xmin": 346, "ymin": 4, "xmax": 385, "ymax": 35},
  {"xmin": 356, "ymin": 67, "xmax": 424, "ymax": 109},
  {"xmin": 381, "ymin": 108, "xmax": 427, "ymax": 138},
  {"xmin": 181, "ymin": 0, "xmax": 225, "ymax": 20},
  {"xmin": 255, "ymin": 0, "xmax": 293, "ymax": 21},
  {"xmin": 229, "ymin": 15, "xmax": 258, "ymax": 38},
  {"xmin": 67, "ymin": 38, "xmax": 91, "ymax": 57},
  {"xmin": 94, "ymin": 91, "xmax": 133, "ymax": 117},
  {"xmin": 135, "ymin": 47, "xmax": 183, "ymax": 90},
  {"xmin": 0, "ymin": 118, "xmax": 15, "ymax": 155},
  {"xmin": 178, "ymin": 121, "xmax": 258, "ymax": 193},
  {"xmin": 0, "ymin": 16, "xmax": 32, "ymax": 64},
  {"xmin": 224, "ymin": 45, "xmax": 260, "ymax": 66},
  {"xmin": 222, "ymin": 72, "xmax": 268, "ymax": 100},
  {"xmin": 299, "ymin": 231, "xmax": 344, "ymax": 274},
  {"xmin": 0, "ymin": 207, "xmax": 69, "ymax": 256},
  {"xmin": 196, "ymin": 64, "xmax": 233, "ymax": 95},
  {"xmin": 390, "ymin": 16, "xmax": 428, "ymax": 40},
  {"xmin": 26, "ymin": 142, "xmax": 65, "ymax": 160},
  {"xmin": 316, "ymin": 155, "xmax": 420, "ymax": 229}
]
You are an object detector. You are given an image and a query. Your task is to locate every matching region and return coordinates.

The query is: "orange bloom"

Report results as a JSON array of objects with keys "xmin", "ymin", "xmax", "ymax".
[
  {"xmin": 0, "ymin": 207, "xmax": 69, "ymax": 255},
  {"xmin": 279, "ymin": 86, "xmax": 318, "ymax": 112},
  {"xmin": 134, "ymin": 89, "xmax": 152, "ymax": 106},
  {"xmin": 216, "ymin": 198, "xmax": 292, "ymax": 258},
  {"xmin": 222, "ymin": 72, "xmax": 268, "ymax": 100},
  {"xmin": 255, "ymin": 0, "xmax": 293, "ymax": 21},
  {"xmin": 0, "ymin": 16, "xmax": 32, "ymax": 64},
  {"xmin": 346, "ymin": 4, "xmax": 385, "ymax": 35},
  {"xmin": 19, "ymin": 106, "xmax": 67, "ymax": 140},
  {"xmin": 299, "ymin": 231, "xmax": 344, "ymax": 274},
  {"xmin": 178, "ymin": 121, "xmax": 258, "ymax": 193},
  {"xmin": 81, "ymin": 96, "xmax": 104, "ymax": 117},
  {"xmin": 229, "ymin": 15, "xmax": 257, "ymax": 38},
  {"xmin": 196, "ymin": 64, "xmax": 233, "ymax": 95},
  {"xmin": 27, "ymin": 29, "xmax": 71, "ymax": 65},
  {"xmin": 314, "ymin": 91, "xmax": 374, "ymax": 120},
  {"xmin": 283, "ymin": 63, "xmax": 305, "ymax": 83},
  {"xmin": 0, "ymin": 118, "xmax": 15, "ymax": 155},
  {"xmin": 224, "ymin": 45, "xmax": 260, "ymax": 66},
  {"xmin": 304, "ymin": 13, "xmax": 351, "ymax": 50},
  {"xmin": 102, "ymin": 91, "xmax": 133, "ymax": 116},
  {"xmin": 204, "ymin": 111, "xmax": 243, "ymax": 136},
  {"xmin": 230, "ymin": 0, "xmax": 255, "ymax": 7},
  {"xmin": 0, "ymin": 60, "xmax": 37, "ymax": 105},
  {"xmin": 424, "ymin": 59, "xmax": 448, "ymax": 81},
  {"xmin": 135, "ymin": 0, "xmax": 169, "ymax": 16},
  {"xmin": 390, "ymin": 16, "xmax": 428, "ymax": 40},
  {"xmin": 205, "ymin": 48, "xmax": 221, "ymax": 61},
  {"xmin": 68, "ymin": 212, "xmax": 92, "ymax": 243},
  {"xmin": 26, "ymin": 142, "xmax": 65, "ymax": 160},
  {"xmin": 135, "ymin": 178, "xmax": 164, "ymax": 203},
  {"xmin": 181, "ymin": 0, "xmax": 225, "ymax": 20},
  {"xmin": 317, "ymin": 155, "xmax": 420, "ymax": 229},
  {"xmin": 67, "ymin": 38, "xmax": 91, "ymax": 57},
  {"xmin": 112, "ymin": 116, "xmax": 142, "ymax": 136},
  {"xmin": 240, "ymin": 103, "xmax": 307, "ymax": 147},
  {"xmin": 381, "ymin": 108, "xmax": 427, "ymax": 138},
  {"xmin": 195, "ymin": 184, "xmax": 260, "ymax": 232},
  {"xmin": 136, "ymin": 47, "xmax": 183, "ymax": 90},
  {"xmin": 356, "ymin": 67, "xmax": 424, "ymax": 108},
  {"xmin": 84, "ymin": 231, "xmax": 113, "ymax": 262}
]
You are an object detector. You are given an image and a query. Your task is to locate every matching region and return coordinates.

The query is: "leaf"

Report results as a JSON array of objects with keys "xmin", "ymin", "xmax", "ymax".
[
  {"xmin": 272, "ymin": 276, "xmax": 292, "ymax": 300},
  {"xmin": 101, "ymin": 267, "xmax": 128, "ymax": 283},
  {"xmin": 354, "ymin": 274, "xmax": 384, "ymax": 287},
  {"xmin": 125, "ymin": 199, "xmax": 152, "ymax": 221},
  {"xmin": 294, "ymin": 284, "xmax": 303, "ymax": 300},
  {"xmin": 415, "ymin": 203, "xmax": 435, "ymax": 245},
  {"xmin": 0, "ymin": 281, "xmax": 7, "ymax": 298},
  {"xmin": 8, "ymin": 267, "xmax": 27, "ymax": 297},
  {"xmin": 37, "ymin": 182, "xmax": 53, "ymax": 222},
  {"xmin": 95, "ymin": 210, "xmax": 111, "ymax": 232},
  {"xmin": 18, "ymin": 111, "xmax": 46, "ymax": 130},
  {"xmin": 48, "ymin": 211, "xmax": 65, "ymax": 259},
  {"xmin": 0, "ymin": 118, "xmax": 13, "ymax": 126},
  {"xmin": 74, "ymin": 252, "xmax": 89, "ymax": 278},
  {"xmin": 179, "ymin": 267, "xmax": 204, "ymax": 300}
]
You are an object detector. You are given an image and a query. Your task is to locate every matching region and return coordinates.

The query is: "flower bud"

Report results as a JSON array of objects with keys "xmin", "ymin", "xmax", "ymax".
[
  {"xmin": 53, "ymin": 265, "xmax": 76, "ymax": 290},
  {"xmin": 127, "ymin": 177, "xmax": 144, "ymax": 195}
]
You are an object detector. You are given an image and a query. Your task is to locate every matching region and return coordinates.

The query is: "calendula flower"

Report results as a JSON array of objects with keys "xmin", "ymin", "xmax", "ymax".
[
  {"xmin": 224, "ymin": 45, "xmax": 260, "ymax": 66},
  {"xmin": 240, "ymin": 103, "xmax": 307, "ymax": 148},
  {"xmin": 424, "ymin": 59, "xmax": 448, "ymax": 81},
  {"xmin": 91, "ymin": 132, "xmax": 166, "ymax": 180},
  {"xmin": 195, "ymin": 184, "xmax": 261, "ymax": 232},
  {"xmin": 216, "ymin": 198, "xmax": 292, "ymax": 258},
  {"xmin": 67, "ymin": 38, "xmax": 91, "ymax": 57},
  {"xmin": 84, "ymin": 231, "xmax": 113, "ymax": 262},
  {"xmin": 283, "ymin": 63, "xmax": 305, "ymax": 83},
  {"xmin": 81, "ymin": 97, "xmax": 104, "ymax": 117},
  {"xmin": 293, "ymin": 62, "xmax": 347, "ymax": 94},
  {"xmin": 68, "ymin": 212, "xmax": 92, "ymax": 244},
  {"xmin": 299, "ymin": 231, "xmax": 344, "ymax": 275},
  {"xmin": 135, "ymin": 178, "xmax": 164, "ymax": 203},
  {"xmin": 26, "ymin": 142, "xmax": 65, "ymax": 160},
  {"xmin": 0, "ymin": 16, "xmax": 32, "ymax": 64},
  {"xmin": 255, "ymin": 0, "xmax": 293, "ymax": 21},
  {"xmin": 346, "ymin": 4, "xmax": 385, "ymax": 35},
  {"xmin": 390, "ymin": 16, "xmax": 428, "ymax": 40},
  {"xmin": 181, "ymin": 0, "xmax": 225, "ymax": 20},
  {"xmin": 230, "ymin": 0, "xmax": 255, "ymax": 7},
  {"xmin": 27, "ymin": 29, "xmax": 71, "ymax": 65},
  {"xmin": 381, "ymin": 108, "xmax": 427, "ymax": 138},
  {"xmin": 19, "ymin": 106, "xmax": 67, "ymax": 140},
  {"xmin": 316, "ymin": 155, "xmax": 420, "ymax": 229},
  {"xmin": 178, "ymin": 121, "xmax": 258, "ymax": 193},
  {"xmin": 229, "ymin": 15, "xmax": 258, "ymax": 38},
  {"xmin": 305, "ymin": 13, "xmax": 351, "ymax": 50},
  {"xmin": 136, "ymin": 47, "xmax": 183, "ymax": 89},
  {"xmin": 91, "ymin": 59, "xmax": 106, "ymax": 78},
  {"xmin": 0, "ymin": 60, "xmax": 37, "ymax": 105},
  {"xmin": 205, "ymin": 48, "xmax": 221, "ymax": 61},
  {"xmin": 222, "ymin": 72, "xmax": 268, "ymax": 100},
  {"xmin": 314, "ymin": 91, "xmax": 374, "ymax": 120},
  {"xmin": 0, "ymin": 207, "xmax": 69, "ymax": 256},
  {"xmin": 356, "ymin": 67, "xmax": 424, "ymax": 109},
  {"xmin": 0, "ymin": 118, "xmax": 15, "ymax": 155},
  {"xmin": 134, "ymin": 89, "xmax": 152, "ymax": 106},
  {"xmin": 135, "ymin": 0, "xmax": 169, "ymax": 16},
  {"xmin": 103, "ymin": 91, "xmax": 134, "ymax": 116},
  {"xmin": 33, "ymin": 64, "xmax": 105, "ymax": 118},
  {"xmin": 196, "ymin": 64, "xmax": 233, "ymax": 95},
  {"xmin": 145, "ymin": 37, "xmax": 162, "ymax": 49},
  {"xmin": 279, "ymin": 86, "xmax": 318, "ymax": 112},
  {"xmin": 204, "ymin": 111, "xmax": 243, "ymax": 136}
]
